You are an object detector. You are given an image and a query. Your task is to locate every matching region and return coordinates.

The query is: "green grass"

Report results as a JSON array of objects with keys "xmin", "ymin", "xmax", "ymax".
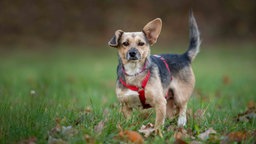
[{"xmin": 0, "ymin": 43, "xmax": 256, "ymax": 143}]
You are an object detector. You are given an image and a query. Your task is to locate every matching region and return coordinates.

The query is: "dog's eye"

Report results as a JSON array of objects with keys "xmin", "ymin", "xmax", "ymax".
[
  {"xmin": 138, "ymin": 42, "xmax": 145, "ymax": 46},
  {"xmin": 122, "ymin": 42, "xmax": 129, "ymax": 46}
]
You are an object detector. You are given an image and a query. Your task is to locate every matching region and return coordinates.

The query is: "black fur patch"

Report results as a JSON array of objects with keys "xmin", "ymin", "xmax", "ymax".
[{"xmin": 116, "ymin": 53, "xmax": 191, "ymax": 90}]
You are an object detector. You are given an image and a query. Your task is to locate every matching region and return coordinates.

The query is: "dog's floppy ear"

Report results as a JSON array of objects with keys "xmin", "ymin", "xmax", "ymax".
[
  {"xmin": 108, "ymin": 30, "xmax": 123, "ymax": 48},
  {"xmin": 143, "ymin": 18, "xmax": 162, "ymax": 45}
]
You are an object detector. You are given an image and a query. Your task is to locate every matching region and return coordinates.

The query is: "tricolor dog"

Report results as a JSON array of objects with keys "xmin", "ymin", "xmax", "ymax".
[{"xmin": 108, "ymin": 12, "xmax": 201, "ymax": 136}]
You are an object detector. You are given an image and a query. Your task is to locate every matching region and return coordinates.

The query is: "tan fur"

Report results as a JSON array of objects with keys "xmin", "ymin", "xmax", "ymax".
[
  {"xmin": 109, "ymin": 18, "xmax": 197, "ymax": 136},
  {"xmin": 168, "ymin": 67, "xmax": 195, "ymax": 125},
  {"xmin": 143, "ymin": 18, "xmax": 162, "ymax": 45},
  {"xmin": 118, "ymin": 32, "xmax": 150, "ymax": 65}
]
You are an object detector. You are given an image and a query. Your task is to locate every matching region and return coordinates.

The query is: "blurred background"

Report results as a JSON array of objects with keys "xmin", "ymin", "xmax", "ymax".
[
  {"xmin": 0, "ymin": 0, "xmax": 255, "ymax": 49},
  {"xmin": 0, "ymin": 1, "xmax": 256, "ymax": 143}
]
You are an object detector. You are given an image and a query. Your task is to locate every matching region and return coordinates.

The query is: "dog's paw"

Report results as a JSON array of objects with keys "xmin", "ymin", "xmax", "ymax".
[
  {"xmin": 177, "ymin": 116, "xmax": 187, "ymax": 127},
  {"xmin": 155, "ymin": 128, "xmax": 163, "ymax": 138}
]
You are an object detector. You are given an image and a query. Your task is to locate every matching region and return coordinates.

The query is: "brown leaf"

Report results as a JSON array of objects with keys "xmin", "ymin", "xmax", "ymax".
[
  {"xmin": 222, "ymin": 131, "xmax": 256, "ymax": 143},
  {"xmin": 55, "ymin": 118, "xmax": 61, "ymax": 124},
  {"xmin": 174, "ymin": 127, "xmax": 190, "ymax": 139},
  {"xmin": 174, "ymin": 131, "xmax": 183, "ymax": 140},
  {"xmin": 227, "ymin": 131, "xmax": 247, "ymax": 142},
  {"xmin": 247, "ymin": 101, "xmax": 255, "ymax": 109},
  {"xmin": 138, "ymin": 123, "xmax": 155, "ymax": 137},
  {"xmin": 119, "ymin": 130, "xmax": 144, "ymax": 144},
  {"xmin": 84, "ymin": 134, "xmax": 95, "ymax": 144},
  {"xmin": 18, "ymin": 137, "xmax": 37, "ymax": 144},
  {"xmin": 222, "ymin": 75, "xmax": 231, "ymax": 85},
  {"xmin": 194, "ymin": 109, "xmax": 206, "ymax": 119},
  {"xmin": 174, "ymin": 138, "xmax": 188, "ymax": 144},
  {"xmin": 236, "ymin": 106, "xmax": 256, "ymax": 122},
  {"xmin": 49, "ymin": 123, "xmax": 61, "ymax": 136},
  {"xmin": 197, "ymin": 128, "xmax": 216, "ymax": 141},
  {"xmin": 94, "ymin": 120, "xmax": 105, "ymax": 135},
  {"xmin": 85, "ymin": 106, "xmax": 92, "ymax": 114}
]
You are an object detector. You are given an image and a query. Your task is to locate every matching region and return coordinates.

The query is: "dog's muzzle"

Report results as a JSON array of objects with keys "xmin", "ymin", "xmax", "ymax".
[{"xmin": 126, "ymin": 48, "xmax": 141, "ymax": 61}]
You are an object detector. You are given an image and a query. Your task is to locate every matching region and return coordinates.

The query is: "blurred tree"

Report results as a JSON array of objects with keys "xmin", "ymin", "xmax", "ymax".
[{"xmin": 0, "ymin": 0, "xmax": 255, "ymax": 47}]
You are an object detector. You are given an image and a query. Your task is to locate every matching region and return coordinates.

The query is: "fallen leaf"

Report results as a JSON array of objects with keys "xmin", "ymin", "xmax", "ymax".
[
  {"xmin": 84, "ymin": 134, "xmax": 95, "ymax": 144},
  {"xmin": 228, "ymin": 131, "xmax": 247, "ymax": 141},
  {"xmin": 94, "ymin": 120, "xmax": 105, "ymax": 135},
  {"xmin": 247, "ymin": 101, "xmax": 255, "ymax": 109},
  {"xmin": 236, "ymin": 106, "xmax": 256, "ymax": 122},
  {"xmin": 174, "ymin": 138, "xmax": 188, "ymax": 144},
  {"xmin": 55, "ymin": 118, "xmax": 61, "ymax": 124},
  {"xmin": 190, "ymin": 140, "xmax": 202, "ymax": 144},
  {"xmin": 198, "ymin": 128, "xmax": 216, "ymax": 141},
  {"xmin": 61, "ymin": 126, "xmax": 78, "ymax": 137},
  {"xmin": 174, "ymin": 127, "xmax": 191, "ymax": 140},
  {"xmin": 138, "ymin": 123, "xmax": 155, "ymax": 137},
  {"xmin": 48, "ymin": 136, "xmax": 67, "ymax": 144},
  {"xmin": 85, "ymin": 106, "xmax": 92, "ymax": 114},
  {"xmin": 222, "ymin": 75, "xmax": 231, "ymax": 85},
  {"xmin": 18, "ymin": 137, "xmax": 37, "ymax": 144},
  {"xmin": 174, "ymin": 131, "xmax": 183, "ymax": 139},
  {"xmin": 194, "ymin": 109, "xmax": 206, "ymax": 119},
  {"xmin": 119, "ymin": 130, "xmax": 144, "ymax": 144},
  {"xmin": 221, "ymin": 131, "xmax": 256, "ymax": 143},
  {"xmin": 49, "ymin": 123, "xmax": 61, "ymax": 137},
  {"xmin": 48, "ymin": 124, "xmax": 78, "ymax": 143}
]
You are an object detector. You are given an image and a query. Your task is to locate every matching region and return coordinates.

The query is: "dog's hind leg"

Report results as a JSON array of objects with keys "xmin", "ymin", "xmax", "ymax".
[
  {"xmin": 166, "ymin": 90, "xmax": 178, "ymax": 120},
  {"xmin": 177, "ymin": 104, "xmax": 187, "ymax": 127},
  {"xmin": 170, "ymin": 72, "xmax": 195, "ymax": 127}
]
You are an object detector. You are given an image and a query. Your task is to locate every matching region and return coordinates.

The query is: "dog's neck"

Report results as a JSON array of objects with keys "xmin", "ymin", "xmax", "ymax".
[{"xmin": 122, "ymin": 59, "xmax": 148, "ymax": 76}]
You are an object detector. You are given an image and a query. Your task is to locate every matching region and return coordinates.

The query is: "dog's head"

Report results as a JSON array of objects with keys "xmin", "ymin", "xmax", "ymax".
[{"xmin": 108, "ymin": 18, "xmax": 162, "ymax": 64}]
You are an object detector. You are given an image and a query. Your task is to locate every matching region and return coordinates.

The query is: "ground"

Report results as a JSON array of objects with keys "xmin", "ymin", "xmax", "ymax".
[{"xmin": 0, "ymin": 43, "xmax": 255, "ymax": 143}]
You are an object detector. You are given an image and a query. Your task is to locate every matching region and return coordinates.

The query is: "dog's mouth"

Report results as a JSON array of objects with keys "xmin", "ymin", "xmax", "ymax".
[
  {"xmin": 128, "ymin": 56, "xmax": 140, "ymax": 61},
  {"xmin": 126, "ymin": 48, "xmax": 141, "ymax": 61}
]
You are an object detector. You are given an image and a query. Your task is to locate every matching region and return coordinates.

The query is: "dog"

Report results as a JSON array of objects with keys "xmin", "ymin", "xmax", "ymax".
[{"xmin": 108, "ymin": 12, "xmax": 201, "ymax": 136}]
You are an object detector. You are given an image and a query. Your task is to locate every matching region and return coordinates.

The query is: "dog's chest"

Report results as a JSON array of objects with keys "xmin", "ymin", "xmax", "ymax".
[{"xmin": 122, "ymin": 89, "xmax": 142, "ymax": 108}]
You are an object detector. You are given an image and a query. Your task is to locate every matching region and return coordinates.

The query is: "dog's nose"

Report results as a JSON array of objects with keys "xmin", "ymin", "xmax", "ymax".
[
  {"xmin": 129, "ymin": 51, "xmax": 136, "ymax": 57},
  {"xmin": 127, "ymin": 48, "xmax": 140, "ymax": 60}
]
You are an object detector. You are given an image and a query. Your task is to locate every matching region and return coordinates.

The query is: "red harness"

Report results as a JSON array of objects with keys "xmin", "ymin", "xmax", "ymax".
[{"xmin": 119, "ymin": 56, "xmax": 171, "ymax": 109}]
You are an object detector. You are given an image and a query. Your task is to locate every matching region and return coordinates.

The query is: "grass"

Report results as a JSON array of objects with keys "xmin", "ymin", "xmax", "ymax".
[{"xmin": 0, "ymin": 43, "xmax": 256, "ymax": 143}]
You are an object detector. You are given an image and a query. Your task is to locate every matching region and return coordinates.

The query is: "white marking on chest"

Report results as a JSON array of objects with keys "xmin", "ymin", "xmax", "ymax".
[
  {"xmin": 123, "ymin": 63, "xmax": 143, "ymax": 76},
  {"xmin": 123, "ymin": 89, "xmax": 142, "ymax": 108}
]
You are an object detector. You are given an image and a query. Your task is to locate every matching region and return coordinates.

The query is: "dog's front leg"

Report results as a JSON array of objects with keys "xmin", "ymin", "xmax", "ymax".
[
  {"xmin": 154, "ymin": 100, "xmax": 166, "ymax": 137},
  {"xmin": 116, "ymin": 87, "xmax": 133, "ymax": 119},
  {"xmin": 121, "ymin": 103, "xmax": 132, "ymax": 119}
]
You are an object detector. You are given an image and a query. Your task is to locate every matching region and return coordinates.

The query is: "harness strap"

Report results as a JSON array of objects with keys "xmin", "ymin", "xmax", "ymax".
[
  {"xmin": 119, "ymin": 70, "xmax": 151, "ymax": 109},
  {"xmin": 159, "ymin": 57, "xmax": 171, "ymax": 74},
  {"xmin": 119, "ymin": 55, "xmax": 171, "ymax": 109},
  {"xmin": 154, "ymin": 55, "xmax": 171, "ymax": 77}
]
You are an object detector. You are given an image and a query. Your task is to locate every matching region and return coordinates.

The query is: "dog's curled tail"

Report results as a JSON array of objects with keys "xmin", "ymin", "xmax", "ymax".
[{"xmin": 185, "ymin": 11, "xmax": 201, "ymax": 62}]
